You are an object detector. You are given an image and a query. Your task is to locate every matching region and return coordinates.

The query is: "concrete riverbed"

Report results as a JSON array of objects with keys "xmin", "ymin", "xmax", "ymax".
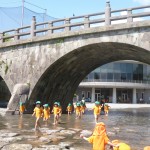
[{"xmin": 0, "ymin": 104, "xmax": 150, "ymax": 150}]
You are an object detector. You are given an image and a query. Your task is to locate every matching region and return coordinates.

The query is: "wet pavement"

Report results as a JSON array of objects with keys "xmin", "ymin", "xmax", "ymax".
[{"xmin": 0, "ymin": 107, "xmax": 150, "ymax": 150}]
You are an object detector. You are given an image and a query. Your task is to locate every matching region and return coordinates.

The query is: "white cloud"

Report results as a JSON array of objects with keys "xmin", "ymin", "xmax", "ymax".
[{"xmin": 133, "ymin": 0, "xmax": 150, "ymax": 5}]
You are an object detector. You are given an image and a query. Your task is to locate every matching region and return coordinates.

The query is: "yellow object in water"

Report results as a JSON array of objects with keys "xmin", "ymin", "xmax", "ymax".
[
  {"xmin": 119, "ymin": 143, "xmax": 131, "ymax": 150},
  {"xmin": 144, "ymin": 146, "xmax": 150, "ymax": 150},
  {"xmin": 112, "ymin": 140, "xmax": 131, "ymax": 150}
]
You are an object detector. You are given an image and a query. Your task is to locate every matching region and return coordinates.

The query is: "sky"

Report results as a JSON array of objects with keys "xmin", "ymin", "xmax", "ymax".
[{"xmin": 0, "ymin": 0, "xmax": 150, "ymax": 18}]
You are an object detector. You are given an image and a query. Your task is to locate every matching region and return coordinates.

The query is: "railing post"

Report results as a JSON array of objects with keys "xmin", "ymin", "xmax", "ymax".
[
  {"xmin": 84, "ymin": 15, "xmax": 90, "ymax": 29},
  {"xmin": 105, "ymin": 1, "xmax": 111, "ymax": 26},
  {"xmin": 48, "ymin": 21, "xmax": 53, "ymax": 34},
  {"xmin": 14, "ymin": 29, "xmax": 19, "ymax": 41},
  {"xmin": 31, "ymin": 16, "xmax": 36, "ymax": 37},
  {"xmin": 0, "ymin": 33, "xmax": 3, "ymax": 43},
  {"xmin": 127, "ymin": 9, "xmax": 133, "ymax": 23},
  {"xmin": 65, "ymin": 18, "xmax": 70, "ymax": 31}
]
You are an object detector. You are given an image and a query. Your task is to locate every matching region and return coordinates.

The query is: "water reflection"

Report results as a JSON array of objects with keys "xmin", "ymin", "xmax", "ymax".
[
  {"xmin": 0, "ymin": 108, "xmax": 149, "ymax": 149},
  {"xmin": 18, "ymin": 116, "xmax": 23, "ymax": 129}
]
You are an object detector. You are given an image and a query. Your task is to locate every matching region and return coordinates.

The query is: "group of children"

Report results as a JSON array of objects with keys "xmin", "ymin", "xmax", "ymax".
[
  {"xmin": 19, "ymin": 100, "xmax": 150, "ymax": 150},
  {"xmin": 92, "ymin": 101, "xmax": 111, "ymax": 123},
  {"xmin": 19, "ymin": 100, "xmax": 110, "ymax": 128},
  {"xmin": 31, "ymin": 101, "xmax": 63, "ymax": 129},
  {"xmin": 73, "ymin": 101, "xmax": 87, "ymax": 119}
]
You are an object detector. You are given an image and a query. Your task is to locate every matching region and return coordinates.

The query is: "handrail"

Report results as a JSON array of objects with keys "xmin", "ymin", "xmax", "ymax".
[{"xmin": 0, "ymin": 3, "xmax": 150, "ymax": 43}]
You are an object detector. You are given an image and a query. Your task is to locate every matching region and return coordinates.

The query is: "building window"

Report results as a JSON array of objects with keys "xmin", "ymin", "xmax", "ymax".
[
  {"xmin": 107, "ymin": 73, "xmax": 113, "ymax": 80},
  {"xmin": 94, "ymin": 72, "xmax": 100, "ymax": 79},
  {"xmin": 87, "ymin": 91, "xmax": 90, "ymax": 98},
  {"xmin": 82, "ymin": 91, "xmax": 85, "ymax": 98},
  {"xmin": 142, "ymin": 92, "xmax": 144, "ymax": 99}
]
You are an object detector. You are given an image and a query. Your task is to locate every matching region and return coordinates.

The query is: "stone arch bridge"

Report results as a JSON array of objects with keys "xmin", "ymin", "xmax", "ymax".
[{"xmin": 0, "ymin": 2, "xmax": 150, "ymax": 112}]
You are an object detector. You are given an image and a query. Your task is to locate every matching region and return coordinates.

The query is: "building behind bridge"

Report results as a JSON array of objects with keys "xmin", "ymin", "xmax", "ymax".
[{"xmin": 76, "ymin": 61, "xmax": 150, "ymax": 104}]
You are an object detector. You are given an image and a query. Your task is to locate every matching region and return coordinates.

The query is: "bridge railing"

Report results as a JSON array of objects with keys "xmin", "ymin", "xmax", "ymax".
[{"xmin": 0, "ymin": 2, "xmax": 150, "ymax": 43}]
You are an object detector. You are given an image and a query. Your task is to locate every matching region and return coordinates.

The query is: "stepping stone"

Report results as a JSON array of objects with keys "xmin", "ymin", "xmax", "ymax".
[
  {"xmin": 69, "ymin": 128, "xmax": 81, "ymax": 132},
  {"xmin": 39, "ymin": 137, "xmax": 52, "ymax": 143},
  {"xmin": 80, "ymin": 130, "xmax": 92, "ymax": 136},
  {"xmin": 41, "ymin": 145, "xmax": 61, "ymax": 150},
  {"xmin": 32, "ymin": 148, "xmax": 45, "ymax": 150},
  {"xmin": 20, "ymin": 135, "xmax": 38, "ymax": 140},
  {"xmin": 45, "ymin": 130, "xmax": 60, "ymax": 135},
  {"xmin": 59, "ymin": 141, "xmax": 74, "ymax": 149},
  {"xmin": 0, "ymin": 137, "xmax": 23, "ymax": 143},
  {"xmin": 58, "ymin": 130, "xmax": 76, "ymax": 136},
  {"xmin": 47, "ymin": 135, "xmax": 66, "ymax": 142},
  {"xmin": 0, "ymin": 133, "xmax": 19, "ymax": 137},
  {"xmin": 1, "ymin": 144, "xmax": 32, "ymax": 150},
  {"xmin": 0, "ymin": 142, "xmax": 8, "ymax": 149}
]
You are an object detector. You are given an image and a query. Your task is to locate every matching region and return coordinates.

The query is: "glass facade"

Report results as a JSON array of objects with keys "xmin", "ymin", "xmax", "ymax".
[
  {"xmin": 85, "ymin": 61, "xmax": 150, "ymax": 83},
  {"xmin": 77, "ymin": 61, "xmax": 150, "ymax": 104}
]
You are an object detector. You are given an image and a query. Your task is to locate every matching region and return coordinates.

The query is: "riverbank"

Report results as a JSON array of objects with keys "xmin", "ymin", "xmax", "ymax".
[
  {"xmin": 86, "ymin": 103, "xmax": 150, "ymax": 109},
  {"xmin": 1, "ymin": 103, "xmax": 150, "ymax": 116}
]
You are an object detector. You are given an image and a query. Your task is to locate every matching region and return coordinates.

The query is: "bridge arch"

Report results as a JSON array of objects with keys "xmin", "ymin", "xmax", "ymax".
[
  {"xmin": 28, "ymin": 42, "xmax": 150, "ymax": 110},
  {"xmin": 0, "ymin": 76, "xmax": 11, "ymax": 107}
]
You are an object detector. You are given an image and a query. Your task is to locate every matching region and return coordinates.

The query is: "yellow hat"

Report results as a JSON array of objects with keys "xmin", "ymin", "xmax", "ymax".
[
  {"xmin": 112, "ymin": 140, "xmax": 131, "ymax": 150},
  {"xmin": 144, "ymin": 146, "xmax": 150, "ymax": 150}
]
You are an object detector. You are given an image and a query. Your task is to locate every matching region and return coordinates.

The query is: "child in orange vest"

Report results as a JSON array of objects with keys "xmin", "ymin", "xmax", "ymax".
[
  {"xmin": 32, "ymin": 101, "xmax": 43, "ymax": 130},
  {"xmin": 92, "ymin": 101, "xmax": 102, "ymax": 123},
  {"xmin": 66, "ymin": 103, "xmax": 73, "ymax": 115},
  {"xmin": 43, "ymin": 104, "xmax": 50, "ymax": 122},
  {"xmin": 81, "ymin": 102, "xmax": 86, "ymax": 114},
  {"xmin": 58, "ymin": 102, "xmax": 62, "ymax": 117},
  {"xmin": 80, "ymin": 122, "xmax": 116, "ymax": 150},
  {"xmin": 19, "ymin": 102, "xmax": 25, "ymax": 116},
  {"xmin": 74, "ymin": 102, "xmax": 81, "ymax": 119},
  {"xmin": 52, "ymin": 102, "xmax": 60, "ymax": 125},
  {"xmin": 104, "ymin": 103, "xmax": 111, "ymax": 116}
]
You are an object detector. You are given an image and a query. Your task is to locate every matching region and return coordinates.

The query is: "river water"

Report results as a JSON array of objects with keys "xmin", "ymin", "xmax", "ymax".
[{"xmin": 0, "ymin": 108, "xmax": 150, "ymax": 150}]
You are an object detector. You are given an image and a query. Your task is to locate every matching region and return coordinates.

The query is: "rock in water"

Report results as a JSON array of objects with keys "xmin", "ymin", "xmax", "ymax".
[
  {"xmin": 0, "ymin": 142, "xmax": 8, "ymax": 149},
  {"xmin": 0, "ymin": 132, "xmax": 19, "ymax": 137},
  {"xmin": 41, "ymin": 145, "xmax": 61, "ymax": 150},
  {"xmin": 80, "ymin": 130, "xmax": 92, "ymax": 136},
  {"xmin": 59, "ymin": 142, "xmax": 74, "ymax": 149},
  {"xmin": 2, "ymin": 144, "xmax": 32, "ymax": 150},
  {"xmin": 39, "ymin": 137, "xmax": 51, "ymax": 143}
]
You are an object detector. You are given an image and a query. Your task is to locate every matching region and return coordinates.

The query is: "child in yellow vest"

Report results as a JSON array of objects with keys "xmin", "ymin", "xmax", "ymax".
[
  {"xmin": 43, "ymin": 104, "xmax": 50, "ymax": 121},
  {"xmin": 66, "ymin": 103, "xmax": 73, "ymax": 115},
  {"xmin": 75, "ymin": 102, "xmax": 81, "ymax": 119},
  {"xmin": 32, "ymin": 101, "xmax": 43, "ymax": 130},
  {"xmin": 19, "ymin": 102, "xmax": 25, "ymax": 116},
  {"xmin": 111, "ymin": 139, "xmax": 131, "ymax": 150},
  {"xmin": 81, "ymin": 103, "xmax": 86, "ymax": 114},
  {"xmin": 52, "ymin": 102, "xmax": 60, "ymax": 125},
  {"xmin": 144, "ymin": 146, "xmax": 150, "ymax": 150},
  {"xmin": 58, "ymin": 102, "xmax": 62, "ymax": 117},
  {"xmin": 92, "ymin": 101, "xmax": 102, "ymax": 123},
  {"xmin": 104, "ymin": 103, "xmax": 111, "ymax": 116},
  {"xmin": 80, "ymin": 122, "xmax": 116, "ymax": 150}
]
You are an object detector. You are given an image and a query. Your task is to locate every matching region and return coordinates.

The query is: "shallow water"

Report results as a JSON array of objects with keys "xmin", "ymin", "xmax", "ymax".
[{"xmin": 0, "ymin": 108, "xmax": 150, "ymax": 150}]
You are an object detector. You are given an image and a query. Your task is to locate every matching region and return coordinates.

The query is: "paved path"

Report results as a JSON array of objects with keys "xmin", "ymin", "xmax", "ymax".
[{"xmin": 86, "ymin": 103, "xmax": 150, "ymax": 109}]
